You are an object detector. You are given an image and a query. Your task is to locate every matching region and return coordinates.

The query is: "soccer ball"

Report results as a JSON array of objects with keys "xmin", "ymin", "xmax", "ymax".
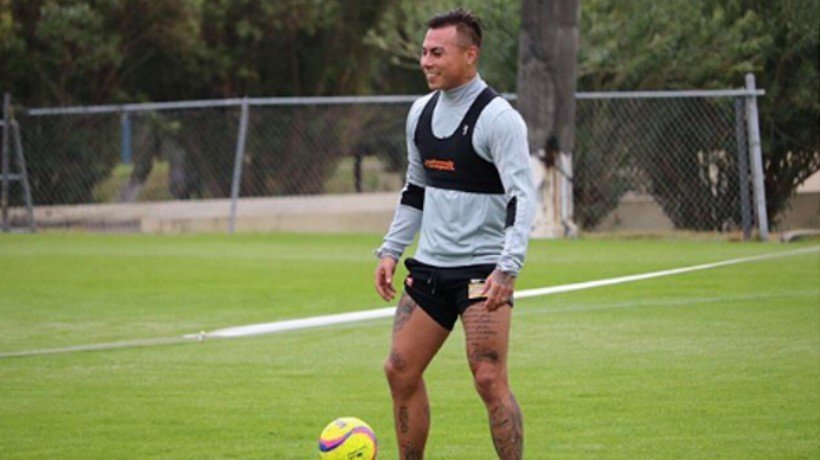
[{"xmin": 318, "ymin": 417, "xmax": 377, "ymax": 459}]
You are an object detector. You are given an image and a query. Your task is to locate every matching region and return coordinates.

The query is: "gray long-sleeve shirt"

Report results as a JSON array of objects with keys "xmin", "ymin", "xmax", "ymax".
[{"xmin": 378, "ymin": 75, "xmax": 535, "ymax": 275}]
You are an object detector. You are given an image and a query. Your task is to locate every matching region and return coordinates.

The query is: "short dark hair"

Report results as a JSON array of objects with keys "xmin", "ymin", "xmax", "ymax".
[{"xmin": 426, "ymin": 8, "xmax": 483, "ymax": 48}]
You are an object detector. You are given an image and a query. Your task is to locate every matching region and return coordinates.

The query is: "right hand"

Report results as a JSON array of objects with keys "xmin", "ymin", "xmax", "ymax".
[{"xmin": 374, "ymin": 256, "xmax": 398, "ymax": 301}]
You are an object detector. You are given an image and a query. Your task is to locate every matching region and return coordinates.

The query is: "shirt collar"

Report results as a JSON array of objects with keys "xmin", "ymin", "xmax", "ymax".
[{"xmin": 440, "ymin": 74, "xmax": 485, "ymax": 105}]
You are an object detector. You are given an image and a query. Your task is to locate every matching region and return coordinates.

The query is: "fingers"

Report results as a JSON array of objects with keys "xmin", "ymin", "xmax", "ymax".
[
  {"xmin": 374, "ymin": 258, "xmax": 398, "ymax": 301},
  {"xmin": 484, "ymin": 270, "xmax": 515, "ymax": 311},
  {"xmin": 374, "ymin": 268, "xmax": 393, "ymax": 301},
  {"xmin": 381, "ymin": 278, "xmax": 396, "ymax": 301},
  {"xmin": 480, "ymin": 276, "xmax": 493, "ymax": 295},
  {"xmin": 484, "ymin": 284, "xmax": 509, "ymax": 311},
  {"xmin": 480, "ymin": 277, "xmax": 501, "ymax": 311}
]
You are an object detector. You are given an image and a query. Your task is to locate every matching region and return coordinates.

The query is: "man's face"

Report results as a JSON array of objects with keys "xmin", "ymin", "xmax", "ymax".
[{"xmin": 420, "ymin": 26, "xmax": 478, "ymax": 91}]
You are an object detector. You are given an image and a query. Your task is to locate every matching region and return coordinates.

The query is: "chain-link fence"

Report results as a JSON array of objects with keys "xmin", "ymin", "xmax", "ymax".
[
  {"xmin": 17, "ymin": 98, "xmax": 409, "ymax": 205},
  {"xmin": 9, "ymin": 84, "xmax": 766, "ymax": 235},
  {"xmin": 575, "ymin": 93, "xmax": 754, "ymax": 233}
]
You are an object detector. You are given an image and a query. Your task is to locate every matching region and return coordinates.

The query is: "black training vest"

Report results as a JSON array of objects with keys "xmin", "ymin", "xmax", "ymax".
[{"xmin": 413, "ymin": 86, "xmax": 505, "ymax": 195}]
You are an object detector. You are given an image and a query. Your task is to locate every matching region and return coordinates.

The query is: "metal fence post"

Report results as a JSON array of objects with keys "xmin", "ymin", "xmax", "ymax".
[
  {"xmin": 744, "ymin": 73, "xmax": 769, "ymax": 241},
  {"xmin": 228, "ymin": 98, "xmax": 250, "ymax": 234},
  {"xmin": 120, "ymin": 112, "xmax": 132, "ymax": 164},
  {"xmin": 1, "ymin": 93, "xmax": 10, "ymax": 232},
  {"xmin": 354, "ymin": 153, "xmax": 363, "ymax": 193},
  {"xmin": 11, "ymin": 121, "xmax": 36, "ymax": 232},
  {"xmin": 734, "ymin": 98, "xmax": 752, "ymax": 240}
]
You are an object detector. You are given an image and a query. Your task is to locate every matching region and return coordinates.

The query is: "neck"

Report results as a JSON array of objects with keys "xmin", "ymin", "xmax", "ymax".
[{"xmin": 440, "ymin": 73, "xmax": 483, "ymax": 104}]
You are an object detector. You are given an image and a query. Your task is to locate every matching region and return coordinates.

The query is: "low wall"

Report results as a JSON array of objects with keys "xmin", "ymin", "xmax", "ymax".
[
  {"xmin": 8, "ymin": 190, "xmax": 818, "ymax": 235},
  {"xmin": 591, "ymin": 191, "xmax": 820, "ymax": 232},
  {"xmin": 10, "ymin": 193, "xmax": 398, "ymax": 234},
  {"xmin": 592, "ymin": 193, "xmax": 675, "ymax": 232},
  {"xmin": 775, "ymin": 191, "xmax": 820, "ymax": 230}
]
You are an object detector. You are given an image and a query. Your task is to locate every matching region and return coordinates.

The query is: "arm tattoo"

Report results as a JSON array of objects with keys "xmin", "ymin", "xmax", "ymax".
[{"xmin": 492, "ymin": 270, "xmax": 515, "ymax": 289}]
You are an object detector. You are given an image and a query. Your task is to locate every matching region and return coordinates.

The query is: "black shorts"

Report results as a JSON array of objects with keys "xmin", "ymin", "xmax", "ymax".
[{"xmin": 403, "ymin": 258, "xmax": 511, "ymax": 331}]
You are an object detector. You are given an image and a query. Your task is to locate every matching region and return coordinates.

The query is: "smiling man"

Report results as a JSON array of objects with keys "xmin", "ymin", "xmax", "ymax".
[{"xmin": 373, "ymin": 8, "xmax": 535, "ymax": 459}]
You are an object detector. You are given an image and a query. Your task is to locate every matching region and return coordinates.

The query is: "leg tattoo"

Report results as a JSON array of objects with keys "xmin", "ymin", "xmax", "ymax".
[
  {"xmin": 401, "ymin": 444, "xmax": 423, "ymax": 460},
  {"xmin": 393, "ymin": 293, "xmax": 417, "ymax": 332},
  {"xmin": 394, "ymin": 400, "xmax": 429, "ymax": 460},
  {"xmin": 489, "ymin": 394, "xmax": 523, "ymax": 460},
  {"xmin": 389, "ymin": 349, "xmax": 408, "ymax": 373},
  {"xmin": 469, "ymin": 349, "xmax": 500, "ymax": 367},
  {"xmin": 398, "ymin": 405, "xmax": 410, "ymax": 434},
  {"xmin": 387, "ymin": 292, "xmax": 450, "ymax": 459}
]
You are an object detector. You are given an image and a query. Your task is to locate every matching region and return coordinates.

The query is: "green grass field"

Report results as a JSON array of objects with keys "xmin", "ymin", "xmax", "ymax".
[{"xmin": 0, "ymin": 233, "xmax": 818, "ymax": 459}]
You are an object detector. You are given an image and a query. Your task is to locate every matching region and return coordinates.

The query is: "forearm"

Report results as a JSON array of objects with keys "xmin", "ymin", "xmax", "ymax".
[
  {"xmin": 488, "ymin": 111, "xmax": 536, "ymax": 276},
  {"xmin": 498, "ymin": 215, "xmax": 532, "ymax": 275},
  {"xmin": 498, "ymin": 179, "xmax": 536, "ymax": 275},
  {"xmin": 377, "ymin": 183, "xmax": 424, "ymax": 260}
]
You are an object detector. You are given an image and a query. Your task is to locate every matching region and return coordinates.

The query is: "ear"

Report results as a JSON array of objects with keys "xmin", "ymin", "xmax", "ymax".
[{"xmin": 466, "ymin": 45, "xmax": 479, "ymax": 66}]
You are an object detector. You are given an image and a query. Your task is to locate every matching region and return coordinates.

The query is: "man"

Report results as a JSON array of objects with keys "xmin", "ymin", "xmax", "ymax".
[{"xmin": 373, "ymin": 9, "xmax": 535, "ymax": 459}]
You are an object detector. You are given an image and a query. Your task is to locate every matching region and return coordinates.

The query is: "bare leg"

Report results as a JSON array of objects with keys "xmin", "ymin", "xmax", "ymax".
[
  {"xmin": 461, "ymin": 302, "xmax": 523, "ymax": 459},
  {"xmin": 384, "ymin": 293, "xmax": 449, "ymax": 459}
]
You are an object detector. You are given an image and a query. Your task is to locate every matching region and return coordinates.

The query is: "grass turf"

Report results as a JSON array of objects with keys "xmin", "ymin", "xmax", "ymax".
[{"xmin": 0, "ymin": 233, "xmax": 817, "ymax": 458}]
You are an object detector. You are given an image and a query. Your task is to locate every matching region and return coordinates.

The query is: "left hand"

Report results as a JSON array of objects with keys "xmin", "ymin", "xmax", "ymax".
[{"xmin": 481, "ymin": 269, "xmax": 515, "ymax": 311}]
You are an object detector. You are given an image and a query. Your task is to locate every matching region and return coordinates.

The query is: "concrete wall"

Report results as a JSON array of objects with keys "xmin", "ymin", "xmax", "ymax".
[
  {"xmin": 591, "ymin": 193, "xmax": 675, "ymax": 232},
  {"xmin": 592, "ymin": 190, "xmax": 820, "ymax": 233},
  {"xmin": 10, "ymin": 193, "xmax": 398, "ymax": 234},
  {"xmin": 9, "ymin": 188, "xmax": 818, "ymax": 235},
  {"xmin": 775, "ymin": 192, "xmax": 820, "ymax": 230}
]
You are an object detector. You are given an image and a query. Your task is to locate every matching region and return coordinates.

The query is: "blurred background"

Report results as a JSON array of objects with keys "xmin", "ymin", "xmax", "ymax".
[{"xmin": 0, "ymin": 0, "xmax": 817, "ymax": 235}]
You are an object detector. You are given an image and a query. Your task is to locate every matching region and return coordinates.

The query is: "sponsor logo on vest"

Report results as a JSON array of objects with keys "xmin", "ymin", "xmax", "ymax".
[{"xmin": 424, "ymin": 159, "xmax": 456, "ymax": 172}]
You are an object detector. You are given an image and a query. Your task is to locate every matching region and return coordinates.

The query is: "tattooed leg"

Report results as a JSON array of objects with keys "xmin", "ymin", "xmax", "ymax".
[
  {"xmin": 384, "ymin": 293, "xmax": 449, "ymax": 459},
  {"xmin": 393, "ymin": 291, "xmax": 417, "ymax": 332},
  {"xmin": 488, "ymin": 394, "xmax": 524, "ymax": 459},
  {"xmin": 462, "ymin": 301, "xmax": 523, "ymax": 459}
]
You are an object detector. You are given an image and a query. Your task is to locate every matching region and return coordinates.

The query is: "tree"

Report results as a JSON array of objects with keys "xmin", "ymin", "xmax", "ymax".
[
  {"xmin": 516, "ymin": 0, "xmax": 580, "ymax": 237},
  {"xmin": 365, "ymin": 0, "xmax": 521, "ymax": 93},
  {"xmin": 188, "ymin": 0, "xmax": 392, "ymax": 98},
  {"xmin": 2, "ymin": 0, "xmax": 394, "ymax": 105},
  {"xmin": 579, "ymin": 0, "xmax": 819, "ymax": 227},
  {"xmin": 6, "ymin": 0, "xmax": 396, "ymax": 203},
  {"xmin": 4, "ymin": 0, "xmax": 816, "ymax": 215},
  {"xmin": 2, "ymin": 0, "xmax": 200, "ymax": 106},
  {"xmin": 728, "ymin": 0, "xmax": 820, "ymax": 225}
]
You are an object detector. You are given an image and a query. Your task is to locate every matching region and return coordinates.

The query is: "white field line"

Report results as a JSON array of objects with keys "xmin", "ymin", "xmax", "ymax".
[
  {"xmin": 1, "ymin": 246, "xmax": 817, "ymax": 359},
  {"xmin": 193, "ymin": 307, "xmax": 397, "ymax": 339},
  {"xmin": 515, "ymin": 246, "xmax": 820, "ymax": 299},
  {"xmin": 0, "ymin": 337, "xmax": 192, "ymax": 359},
  {"xmin": 199, "ymin": 246, "xmax": 819, "ymax": 339}
]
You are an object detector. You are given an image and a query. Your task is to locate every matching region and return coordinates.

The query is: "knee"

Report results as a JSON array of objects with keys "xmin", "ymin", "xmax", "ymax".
[
  {"xmin": 472, "ymin": 363, "xmax": 507, "ymax": 404},
  {"xmin": 384, "ymin": 351, "xmax": 419, "ymax": 395}
]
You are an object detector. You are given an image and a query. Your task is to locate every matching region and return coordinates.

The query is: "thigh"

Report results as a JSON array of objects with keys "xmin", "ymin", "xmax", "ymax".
[
  {"xmin": 461, "ymin": 301, "xmax": 512, "ymax": 372},
  {"xmin": 388, "ymin": 292, "xmax": 450, "ymax": 375}
]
